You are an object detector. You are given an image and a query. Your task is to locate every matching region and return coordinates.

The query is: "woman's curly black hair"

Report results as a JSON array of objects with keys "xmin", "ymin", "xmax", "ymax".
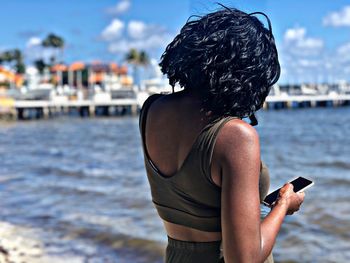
[{"xmin": 159, "ymin": 5, "xmax": 280, "ymax": 118}]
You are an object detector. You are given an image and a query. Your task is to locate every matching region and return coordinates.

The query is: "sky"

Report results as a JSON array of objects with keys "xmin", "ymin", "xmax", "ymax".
[{"xmin": 1, "ymin": 0, "xmax": 350, "ymax": 84}]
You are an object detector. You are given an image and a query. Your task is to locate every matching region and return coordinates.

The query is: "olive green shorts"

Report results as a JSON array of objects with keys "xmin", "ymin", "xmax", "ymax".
[
  {"xmin": 166, "ymin": 236, "xmax": 222, "ymax": 263},
  {"xmin": 165, "ymin": 236, "xmax": 274, "ymax": 263}
]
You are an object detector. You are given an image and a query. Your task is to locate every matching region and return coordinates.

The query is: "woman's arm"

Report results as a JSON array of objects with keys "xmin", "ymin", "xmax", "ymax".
[
  {"xmin": 260, "ymin": 183, "xmax": 304, "ymax": 258},
  {"xmin": 216, "ymin": 120, "xmax": 304, "ymax": 263}
]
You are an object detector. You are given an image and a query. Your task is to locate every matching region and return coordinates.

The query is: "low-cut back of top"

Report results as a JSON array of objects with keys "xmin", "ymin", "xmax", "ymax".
[{"xmin": 139, "ymin": 94, "xmax": 270, "ymax": 232}]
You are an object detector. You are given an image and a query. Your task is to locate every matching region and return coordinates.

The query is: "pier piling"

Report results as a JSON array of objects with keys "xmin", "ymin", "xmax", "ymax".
[
  {"xmin": 89, "ymin": 105, "xmax": 95, "ymax": 117},
  {"xmin": 6, "ymin": 94, "xmax": 350, "ymax": 121}
]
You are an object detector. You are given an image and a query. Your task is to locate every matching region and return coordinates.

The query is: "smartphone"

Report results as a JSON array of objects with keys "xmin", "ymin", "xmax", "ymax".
[{"xmin": 263, "ymin": 176, "xmax": 314, "ymax": 207}]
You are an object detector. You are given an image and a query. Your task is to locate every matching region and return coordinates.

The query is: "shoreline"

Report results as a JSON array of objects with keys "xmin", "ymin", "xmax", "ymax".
[
  {"xmin": 0, "ymin": 220, "xmax": 166, "ymax": 263},
  {"xmin": 0, "ymin": 221, "xmax": 48, "ymax": 263}
]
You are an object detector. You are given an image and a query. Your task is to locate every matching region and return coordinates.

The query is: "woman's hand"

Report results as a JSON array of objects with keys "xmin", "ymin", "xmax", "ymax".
[{"xmin": 275, "ymin": 183, "xmax": 305, "ymax": 215}]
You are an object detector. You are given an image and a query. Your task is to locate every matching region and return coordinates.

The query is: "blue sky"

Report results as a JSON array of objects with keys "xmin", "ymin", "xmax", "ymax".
[{"xmin": 1, "ymin": 0, "xmax": 350, "ymax": 83}]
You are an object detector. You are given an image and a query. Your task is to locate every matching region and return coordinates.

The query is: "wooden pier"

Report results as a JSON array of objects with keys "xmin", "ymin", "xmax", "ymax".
[
  {"xmin": 4, "ymin": 99, "xmax": 139, "ymax": 120},
  {"xmin": 264, "ymin": 94, "xmax": 350, "ymax": 109},
  {"xmin": 1, "ymin": 94, "xmax": 350, "ymax": 120}
]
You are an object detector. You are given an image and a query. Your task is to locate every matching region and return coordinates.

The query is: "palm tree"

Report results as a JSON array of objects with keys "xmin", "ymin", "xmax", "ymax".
[
  {"xmin": 0, "ymin": 49, "xmax": 25, "ymax": 74},
  {"xmin": 42, "ymin": 33, "xmax": 65, "ymax": 65},
  {"xmin": 139, "ymin": 51, "xmax": 149, "ymax": 66},
  {"xmin": 34, "ymin": 59, "xmax": 46, "ymax": 74},
  {"xmin": 0, "ymin": 50, "xmax": 13, "ymax": 64},
  {"xmin": 125, "ymin": 49, "xmax": 149, "ymax": 88},
  {"xmin": 12, "ymin": 49, "xmax": 25, "ymax": 74},
  {"xmin": 125, "ymin": 48, "xmax": 139, "ymax": 64}
]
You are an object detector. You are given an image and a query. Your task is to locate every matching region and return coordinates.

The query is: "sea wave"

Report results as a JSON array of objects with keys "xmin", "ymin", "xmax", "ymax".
[{"xmin": 307, "ymin": 160, "xmax": 350, "ymax": 170}]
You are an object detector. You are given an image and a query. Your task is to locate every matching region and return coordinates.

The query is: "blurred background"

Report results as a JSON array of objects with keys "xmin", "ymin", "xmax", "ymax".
[{"xmin": 0, "ymin": 0, "xmax": 349, "ymax": 262}]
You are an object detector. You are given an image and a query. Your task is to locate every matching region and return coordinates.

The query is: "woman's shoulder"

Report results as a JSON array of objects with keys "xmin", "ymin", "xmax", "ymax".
[
  {"xmin": 219, "ymin": 118, "xmax": 258, "ymax": 140},
  {"xmin": 214, "ymin": 118, "xmax": 260, "ymax": 159},
  {"xmin": 143, "ymin": 92, "xmax": 180, "ymax": 112},
  {"xmin": 141, "ymin": 93, "xmax": 166, "ymax": 111},
  {"xmin": 144, "ymin": 92, "xmax": 194, "ymax": 119}
]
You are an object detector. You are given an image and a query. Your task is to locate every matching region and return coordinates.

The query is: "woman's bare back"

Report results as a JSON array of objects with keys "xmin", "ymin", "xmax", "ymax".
[{"xmin": 144, "ymin": 90, "xmax": 224, "ymax": 241}]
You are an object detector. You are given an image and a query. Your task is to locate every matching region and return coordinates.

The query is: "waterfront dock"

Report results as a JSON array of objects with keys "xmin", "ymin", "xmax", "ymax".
[
  {"xmin": 0, "ymin": 98, "xmax": 139, "ymax": 120},
  {"xmin": 264, "ymin": 94, "xmax": 350, "ymax": 109},
  {"xmin": 1, "ymin": 93, "xmax": 350, "ymax": 120}
]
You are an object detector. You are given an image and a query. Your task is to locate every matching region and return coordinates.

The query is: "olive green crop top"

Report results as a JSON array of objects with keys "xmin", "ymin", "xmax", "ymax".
[{"xmin": 139, "ymin": 94, "xmax": 270, "ymax": 232}]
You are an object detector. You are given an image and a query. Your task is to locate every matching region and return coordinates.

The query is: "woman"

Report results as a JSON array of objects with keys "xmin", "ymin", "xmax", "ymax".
[{"xmin": 139, "ymin": 5, "xmax": 305, "ymax": 263}]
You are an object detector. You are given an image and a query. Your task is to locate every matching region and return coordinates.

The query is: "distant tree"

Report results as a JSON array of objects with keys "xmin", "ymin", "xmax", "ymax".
[
  {"xmin": 125, "ymin": 48, "xmax": 139, "ymax": 64},
  {"xmin": 12, "ymin": 49, "xmax": 25, "ymax": 74},
  {"xmin": 0, "ymin": 50, "xmax": 14, "ymax": 65},
  {"xmin": 11, "ymin": 49, "xmax": 21, "ymax": 60},
  {"xmin": 125, "ymin": 49, "xmax": 150, "ymax": 87},
  {"xmin": 0, "ymin": 49, "xmax": 25, "ymax": 74},
  {"xmin": 42, "ymin": 33, "xmax": 65, "ymax": 65},
  {"xmin": 15, "ymin": 61, "xmax": 26, "ymax": 74},
  {"xmin": 139, "ymin": 51, "xmax": 149, "ymax": 66},
  {"xmin": 34, "ymin": 59, "xmax": 47, "ymax": 74}
]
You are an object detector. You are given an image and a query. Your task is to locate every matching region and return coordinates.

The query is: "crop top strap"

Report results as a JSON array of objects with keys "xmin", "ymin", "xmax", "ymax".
[
  {"xmin": 139, "ymin": 94, "xmax": 164, "ymax": 146},
  {"xmin": 194, "ymin": 116, "xmax": 240, "ymax": 186}
]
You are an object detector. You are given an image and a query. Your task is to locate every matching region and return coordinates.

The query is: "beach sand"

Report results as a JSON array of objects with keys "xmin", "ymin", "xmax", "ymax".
[
  {"xmin": 0, "ymin": 221, "xmax": 46, "ymax": 262},
  {"xmin": 0, "ymin": 221, "xmax": 166, "ymax": 263},
  {"xmin": 0, "ymin": 221, "xmax": 92, "ymax": 263}
]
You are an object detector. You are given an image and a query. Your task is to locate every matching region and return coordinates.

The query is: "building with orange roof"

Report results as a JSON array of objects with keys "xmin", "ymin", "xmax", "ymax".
[
  {"xmin": 87, "ymin": 62, "xmax": 130, "ymax": 90},
  {"xmin": 51, "ymin": 64, "xmax": 68, "ymax": 86},
  {"xmin": 0, "ymin": 66, "xmax": 23, "ymax": 88},
  {"xmin": 68, "ymin": 61, "xmax": 85, "ymax": 88}
]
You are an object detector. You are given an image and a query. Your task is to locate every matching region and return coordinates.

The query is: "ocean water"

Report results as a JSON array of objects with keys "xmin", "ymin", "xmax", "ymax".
[{"xmin": 0, "ymin": 107, "xmax": 349, "ymax": 262}]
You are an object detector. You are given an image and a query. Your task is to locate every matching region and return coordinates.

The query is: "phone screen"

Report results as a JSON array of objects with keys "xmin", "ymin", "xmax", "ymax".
[
  {"xmin": 263, "ymin": 177, "xmax": 313, "ymax": 206},
  {"xmin": 291, "ymin": 177, "xmax": 313, "ymax": 192}
]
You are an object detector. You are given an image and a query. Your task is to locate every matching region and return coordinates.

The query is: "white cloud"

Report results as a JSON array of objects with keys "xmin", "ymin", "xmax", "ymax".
[
  {"xmin": 128, "ymin": 21, "xmax": 148, "ymax": 39},
  {"xmin": 108, "ymin": 33, "xmax": 172, "ymax": 53},
  {"xmin": 337, "ymin": 42, "xmax": 350, "ymax": 56},
  {"xmin": 101, "ymin": 19, "xmax": 125, "ymax": 41},
  {"xmin": 26, "ymin": 37, "xmax": 42, "ymax": 48},
  {"xmin": 298, "ymin": 59, "xmax": 320, "ymax": 68},
  {"xmin": 127, "ymin": 20, "xmax": 166, "ymax": 40},
  {"xmin": 24, "ymin": 36, "xmax": 61, "ymax": 63},
  {"xmin": 279, "ymin": 25, "xmax": 350, "ymax": 83},
  {"xmin": 283, "ymin": 27, "xmax": 324, "ymax": 56},
  {"xmin": 279, "ymin": 41, "xmax": 350, "ymax": 83},
  {"xmin": 101, "ymin": 19, "xmax": 172, "ymax": 54},
  {"xmin": 336, "ymin": 42, "xmax": 350, "ymax": 63},
  {"xmin": 284, "ymin": 27, "xmax": 323, "ymax": 49},
  {"xmin": 297, "ymin": 38, "xmax": 323, "ymax": 50},
  {"xmin": 106, "ymin": 0, "xmax": 131, "ymax": 15},
  {"xmin": 24, "ymin": 37, "xmax": 43, "ymax": 62},
  {"xmin": 278, "ymin": 27, "xmax": 328, "ymax": 83},
  {"xmin": 324, "ymin": 62, "xmax": 333, "ymax": 70},
  {"xmin": 284, "ymin": 27, "xmax": 306, "ymax": 41},
  {"xmin": 323, "ymin": 6, "xmax": 350, "ymax": 27}
]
